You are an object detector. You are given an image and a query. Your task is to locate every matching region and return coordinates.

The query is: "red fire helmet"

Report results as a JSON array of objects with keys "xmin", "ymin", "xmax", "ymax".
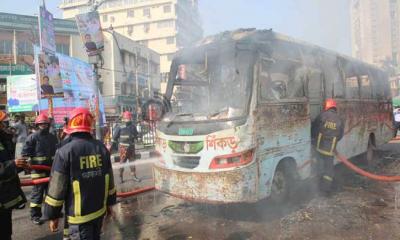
[
  {"xmin": 35, "ymin": 113, "xmax": 50, "ymax": 125},
  {"xmin": 122, "ymin": 111, "xmax": 133, "ymax": 122},
  {"xmin": 324, "ymin": 98, "xmax": 337, "ymax": 111},
  {"xmin": 0, "ymin": 111, "xmax": 7, "ymax": 122},
  {"xmin": 67, "ymin": 108, "xmax": 94, "ymax": 134}
]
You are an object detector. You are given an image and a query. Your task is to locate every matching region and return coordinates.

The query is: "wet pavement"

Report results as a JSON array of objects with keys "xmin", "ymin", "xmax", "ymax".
[{"xmin": 12, "ymin": 140, "xmax": 400, "ymax": 240}]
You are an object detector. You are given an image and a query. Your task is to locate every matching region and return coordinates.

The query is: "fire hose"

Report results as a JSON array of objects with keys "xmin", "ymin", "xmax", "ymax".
[
  {"xmin": 336, "ymin": 152, "xmax": 400, "ymax": 182},
  {"xmin": 20, "ymin": 165, "xmax": 154, "ymax": 198}
]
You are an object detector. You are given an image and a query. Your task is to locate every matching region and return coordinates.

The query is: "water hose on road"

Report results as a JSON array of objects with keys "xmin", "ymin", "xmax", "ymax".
[
  {"xmin": 20, "ymin": 165, "xmax": 155, "ymax": 198},
  {"xmin": 336, "ymin": 152, "xmax": 400, "ymax": 182}
]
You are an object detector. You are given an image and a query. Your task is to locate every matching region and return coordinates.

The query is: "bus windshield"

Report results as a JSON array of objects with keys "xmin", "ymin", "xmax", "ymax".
[{"xmin": 167, "ymin": 47, "xmax": 253, "ymax": 122}]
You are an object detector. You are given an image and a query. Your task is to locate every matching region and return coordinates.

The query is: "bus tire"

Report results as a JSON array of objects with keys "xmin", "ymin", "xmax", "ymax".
[
  {"xmin": 366, "ymin": 136, "xmax": 376, "ymax": 168},
  {"xmin": 270, "ymin": 161, "xmax": 295, "ymax": 203}
]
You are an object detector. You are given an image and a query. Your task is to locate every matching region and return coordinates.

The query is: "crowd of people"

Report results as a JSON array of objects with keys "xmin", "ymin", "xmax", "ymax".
[{"xmin": 0, "ymin": 109, "xmax": 139, "ymax": 240}]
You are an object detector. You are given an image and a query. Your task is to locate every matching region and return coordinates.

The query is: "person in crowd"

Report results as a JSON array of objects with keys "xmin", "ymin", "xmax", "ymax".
[
  {"xmin": 311, "ymin": 98, "xmax": 344, "ymax": 195},
  {"xmin": 21, "ymin": 113, "xmax": 58, "ymax": 225},
  {"xmin": 44, "ymin": 108, "xmax": 116, "ymax": 239},
  {"xmin": 112, "ymin": 111, "xmax": 139, "ymax": 183},
  {"xmin": 0, "ymin": 111, "xmax": 28, "ymax": 240}
]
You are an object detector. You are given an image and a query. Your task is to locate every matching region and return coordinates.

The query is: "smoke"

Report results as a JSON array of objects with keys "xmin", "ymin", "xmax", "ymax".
[{"xmin": 112, "ymin": 157, "xmax": 159, "ymax": 170}]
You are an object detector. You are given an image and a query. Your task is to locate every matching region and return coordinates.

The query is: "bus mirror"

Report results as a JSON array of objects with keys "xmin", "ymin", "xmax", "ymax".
[{"xmin": 142, "ymin": 99, "xmax": 166, "ymax": 122}]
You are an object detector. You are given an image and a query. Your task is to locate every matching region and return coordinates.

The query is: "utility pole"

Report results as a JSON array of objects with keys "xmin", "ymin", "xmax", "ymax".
[
  {"xmin": 135, "ymin": 48, "xmax": 139, "ymax": 118},
  {"xmin": 93, "ymin": 61, "xmax": 102, "ymax": 140}
]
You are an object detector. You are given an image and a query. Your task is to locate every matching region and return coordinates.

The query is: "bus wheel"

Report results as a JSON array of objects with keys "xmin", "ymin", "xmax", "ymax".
[
  {"xmin": 366, "ymin": 138, "xmax": 376, "ymax": 169},
  {"xmin": 270, "ymin": 163, "xmax": 294, "ymax": 203}
]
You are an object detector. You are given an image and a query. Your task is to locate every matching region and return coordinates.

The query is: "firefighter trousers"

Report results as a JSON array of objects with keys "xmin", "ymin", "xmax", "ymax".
[
  {"xmin": 69, "ymin": 216, "xmax": 103, "ymax": 240},
  {"xmin": 118, "ymin": 144, "xmax": 136, "ymax": 179},
  {"xmin": 30, "ymin": 183, "xmax": 48, "ymax": 219},
  {"xmin": 315, "ymin": 152, "xmax": 335, "ymax": 193},
  {"xmin": 0, "ymin": 209, "xmax": 12, "ymax": 240}
]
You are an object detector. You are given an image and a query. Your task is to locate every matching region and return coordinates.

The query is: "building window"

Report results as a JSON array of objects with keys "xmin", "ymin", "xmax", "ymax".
[
  {"xmin": 166, "ymin": 37, "xmax": 175, "ymax": 45},
  {"xmin": 102, "ymin": 14, "xmax": 108, "ymax": 22},
  {"xmin": 143, "ymin": 8, "xmax": 150, "ymax": 17},
  {"xmin": 110, "ymin": 16, "xmax": 115, "ymax": 23},
  {"xmin": 121, "ymin": 82, "xmax": 127, "ymax": 95},
  {"xmin": 0, "ymin": 40, "xmax": 12, "ymax": 55},
  {"xmin": 167, "ymin": 54, "xmax": 174, "ymax": 61},
  {"xmin": 17, "ymin": 41, "xmax": 33, "ymax": 55},
  {"xmin": 127, "ymin": 9, "xmax": 134, "ymax": 18},
  {"xmin": 157, "ymin": 20, "xmax": 173, "ymax": 28},
  {"xmin": 143, "ymin": 23, "xmax": 150, "ymax": 33},
  {"xmin": 56, "ymin": 43, "xmax": 70, "ymax": 55},
  {"xmin": 127, "ymin": 26, "xmax": 133, "ymax": 36},
  {"xmin": 163, "ymin": 5, "xmax": 171, "ymax": 13}
]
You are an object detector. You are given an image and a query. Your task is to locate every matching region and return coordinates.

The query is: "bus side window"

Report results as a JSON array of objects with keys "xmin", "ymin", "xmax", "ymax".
[
  {"xmin": 360, "ymin": 75, "xmax": 372, "ymax": 99},
  {"xmin": 345, "ymin": 76, "xmax": 360, "ymax": 99},
  {"xmin": 259, "ymin": 59, "xmax": 288, "ymax": 101}
]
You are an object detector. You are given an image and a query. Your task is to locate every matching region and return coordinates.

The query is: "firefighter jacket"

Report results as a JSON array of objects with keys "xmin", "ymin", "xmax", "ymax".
[
  {"xmin": 311, "ymin": 109, "xmax": 345, "ymax": 156},
  {"xmin": 0, "ymin": 131, "xmax": 26, "ymax": 210},
  {"xmin": 21, "ymin": 129, "xmax": 58, "ymax": 179},
  {"xmin": 112, "ymin": 122, "xmax": 138, "ymax": 147},
  {"xmin": 44, "ymin": 133, "xmax": 117, "ymax": 225}
]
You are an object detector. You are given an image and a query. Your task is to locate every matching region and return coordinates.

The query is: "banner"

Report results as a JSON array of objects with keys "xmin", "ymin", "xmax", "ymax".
[
  {"xmin": 75, "ymin": 11, "xmax": 104, "ymax": 56},
  {"xmin": 38, "ymin": 51, "xmax": 63, "ymax": 98},
  {"xmin": 7, "ymin": 74, "xmax": 39, "ymax": 112},
  {"xmin": 0, "ymin": 64, "xmax": 33, "ymax": 75},
  {"xmin": 57, "ymin": 54, "xmax": 96, "ymax": 100},
  {"xmin": 38, "ymin": 6, "xmax": 56, "ymax": 53}
]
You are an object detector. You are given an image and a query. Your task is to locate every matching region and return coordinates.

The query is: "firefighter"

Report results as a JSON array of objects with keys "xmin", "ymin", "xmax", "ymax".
[
  {"xmin": 0, "ymin": 111, "xmax": 28, "ymax": 240},
  {"xmin": 21, "ymin": 113, "xmax": 58, "ymax": 225},
  {"xmin": 112, "ymin": 111, "xmax": 139, "ymax": 183},
  {"xmin": 311, "ymin": 98, "xmax": 344, "ymax": 194},
  {"xmin": 43, "ymin": 108, "xmax": 116, "ymax": 239}
]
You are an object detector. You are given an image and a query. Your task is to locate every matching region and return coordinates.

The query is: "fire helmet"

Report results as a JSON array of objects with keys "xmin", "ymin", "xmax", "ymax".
[
  {"xmin": 67, "ymin": 107, "xmax": 94, "ymax": 134},
  {"xmin": 0, "ymin": 111, "xmax": 7, "ymax": 122},
  {"xmin": 122, "ymin": 111, "xmax": 133, "ymax": 122},
  {"xmin": 324, "ymin": 98, "xmax": 337, "ymax": 111},
  {"xmin": 35, "ymin": 113, "xmax": 50, "ymax": 125}
]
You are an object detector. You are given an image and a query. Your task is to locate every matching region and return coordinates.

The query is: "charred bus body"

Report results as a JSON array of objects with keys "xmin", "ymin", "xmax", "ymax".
[{"xmin": 153, "ymin": 29, "xmax": 393, "ymax": 203}]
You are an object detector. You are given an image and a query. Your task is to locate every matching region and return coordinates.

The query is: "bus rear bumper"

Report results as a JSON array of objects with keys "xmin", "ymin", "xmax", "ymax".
[{"xmin": 153, "ymin": 164, "xmax": 258, "ymax": 203}]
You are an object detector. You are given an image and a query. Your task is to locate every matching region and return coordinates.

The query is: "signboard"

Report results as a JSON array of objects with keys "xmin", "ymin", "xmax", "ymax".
[
  {"xmin": 0, "ymin": 64, "xmax": 33, "ymax": 75},
  {"xmin": 38, "ymin": 6, "xmax": 56, "ymax": 53},
  {"xmin": 75, "ymin": 11, "xmax": 104, "ymax": 56},
  {"xmin": 7, "ymin": 74, "xmax": 39, "ymax": 112}
]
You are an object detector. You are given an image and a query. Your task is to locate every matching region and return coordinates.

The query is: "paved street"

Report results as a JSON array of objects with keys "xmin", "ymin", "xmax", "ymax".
[{"xmin": 11, "ymin": 140, "xmax": 400, "ymax": 240}]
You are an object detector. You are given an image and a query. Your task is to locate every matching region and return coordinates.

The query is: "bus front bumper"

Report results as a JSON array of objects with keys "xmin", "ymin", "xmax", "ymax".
[{"xmin": 153, "ymin": 164, "xmax": 258, "ymax": 203}]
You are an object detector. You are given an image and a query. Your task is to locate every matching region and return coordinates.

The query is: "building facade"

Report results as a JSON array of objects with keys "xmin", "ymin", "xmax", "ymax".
[
  {"xmin": 59, "ymin": 0, "xmax": 203, "ymax": 92},
  {"xmin": 350, "ymin": 0, "xmax": 400, "ymax": 66},
  {"xmin": 101, "ymin": 30, "xmax": 160, "ymax": 117},
  {"xmin": 0, "ymin": 12, "xmax": 160, "ymax": 116}
]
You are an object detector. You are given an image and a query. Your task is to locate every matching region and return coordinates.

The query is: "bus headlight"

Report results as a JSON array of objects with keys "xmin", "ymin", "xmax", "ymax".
[{"xmin": 209, "ymin": 149, "xmax": 254, "ymax": 169}]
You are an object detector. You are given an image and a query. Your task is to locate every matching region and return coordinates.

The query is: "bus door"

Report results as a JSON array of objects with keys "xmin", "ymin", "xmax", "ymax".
[{"xmin": 256, "ymin": 57, "xmax": 312, "ymax": 199}]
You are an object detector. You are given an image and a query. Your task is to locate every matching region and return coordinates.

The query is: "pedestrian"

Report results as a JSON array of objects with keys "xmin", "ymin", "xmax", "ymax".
[
  {"xmin": 311, "ymin": 98, "xmax": 344, "ymax": 195},
  {"xmin": 21, "ymin": 113, "xmax": 58, "ymax": 225},
  {"xmin": 44, "ymin": 108, "xmax": 116, "ymax": 239},
  {"xmin": 393, "ymin": 106, "xmax": 400, "ymax": 137},
  {"xmin": 12, "ymin": 114, "xmax": 28, "ymax": 159},
  {"xmin": 112, "ymin": 111, "xmax": 139, "ymax": 183},
  {"xmin": 0, "ymin": 111, "xmax": 28, "ymax": 240}
]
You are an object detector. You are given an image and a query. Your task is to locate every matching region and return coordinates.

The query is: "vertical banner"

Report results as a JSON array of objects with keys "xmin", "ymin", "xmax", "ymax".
[
  {"xmin": 38, "ymin": 51, "xmax": 63, "ymax": 98},
  {"xmin": 75, "ymin": 11, "xmax": 104, "ymax": 56},
  {"xmin": 38, "ymin": 6, "xmax": 56, "ymax": 53},
  {"xmin": 7, "ymin": 74, "xmax": 39, "ymax": 112}
]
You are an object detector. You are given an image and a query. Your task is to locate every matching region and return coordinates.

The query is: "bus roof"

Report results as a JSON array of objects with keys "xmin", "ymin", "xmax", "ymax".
[{"xmin": 188, "ymin": 28, "xmax": 384, "ymax": 73}]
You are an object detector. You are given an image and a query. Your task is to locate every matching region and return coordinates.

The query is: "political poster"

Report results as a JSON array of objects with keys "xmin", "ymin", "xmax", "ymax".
[
  {"xmin": 57, "ymin": 53, "xmax": 96, "ymax": 100},
  {"xmin": 7, "ymin": 74, "xmax": 39, "ymax": 112},
  {"xmin": 38, "ymin": 51, "xmax": 63, "ymax": 98},
  {"xmin": 38, "ymin": 6, "xmax": 56, "ymax": 53},
  {"xmin": 75, "ymin": 11, "xmax": 104, "ymax": 56}
]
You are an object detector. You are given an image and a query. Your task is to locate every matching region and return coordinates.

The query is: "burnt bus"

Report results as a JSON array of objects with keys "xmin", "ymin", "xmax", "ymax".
[{"xmin": 152, "ymin": 29, "xmax": 393, "ymax": 203}]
